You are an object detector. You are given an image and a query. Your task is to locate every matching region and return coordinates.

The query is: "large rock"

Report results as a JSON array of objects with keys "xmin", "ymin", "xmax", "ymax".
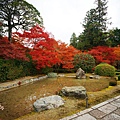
[
  {"xmin": 76, "ymin": 68, "xmax": 86, "ymax": 79},
  {"xmin": 60, "ymin": 86, "xmax": 86, "ymax": 99},
  {"xmin": 47, "ymin": 72, "xmax": 57, "ymax": 78},
  {"xmin": 33, "ymin": 95, "xmax": 64, "ymax": 112}
]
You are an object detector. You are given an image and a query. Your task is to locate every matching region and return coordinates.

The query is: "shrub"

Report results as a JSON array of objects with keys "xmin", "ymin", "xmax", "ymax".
[
  {"xmin": 118, "ymin": 75, "xmax": 120, "ymax": 81},
  {"xmin": 95, "ymin": 63, "xmax": 116, "ymax": 77},
  {"xmin": 109, "ymin": 80, "xmax": 117, "ymax": 86},
  {"xmin": 74, "ymin": 53, "xmax": 95, "ymax": 73},
  {"xmin": 41, "ymin": 67, "xmax": 53, "ymax": 74},
  {"xmin": 116, "ymin": 72, "xmax": 120, "ymax": 76},
  {"xmin": 0, "ymin": 59, "xmax": 38, "ymax": 82}
]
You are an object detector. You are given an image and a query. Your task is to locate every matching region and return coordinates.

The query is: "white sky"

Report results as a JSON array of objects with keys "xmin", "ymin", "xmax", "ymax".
[{"xmin": 26, "ymin": 0, "xmax": 120, "ymax": 44}]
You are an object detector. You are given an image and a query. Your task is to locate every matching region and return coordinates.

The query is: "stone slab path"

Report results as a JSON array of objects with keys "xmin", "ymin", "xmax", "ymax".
[{"xmin": 60, "ymin": 95, "xmax": 120, "ymax": 120}]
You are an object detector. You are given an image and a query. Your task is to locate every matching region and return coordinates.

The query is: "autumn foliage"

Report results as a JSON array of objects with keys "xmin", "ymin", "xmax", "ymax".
[
  {"xmin": 113, "ymin": 46, "xmax": 120, "ymax": 61},
  {"xmin": 1, "ymin": 25, "xmax": 119, "ymax": 72},
  {"xmin": 13, "ymin": 25, "xmax": 79, "ymax": 69},
  {"xmin": 0, "ymin": 36, "xmax": 28, "ymax": 61},
  {"xmin": 56, "ymin": 41, "xmax": 80, "ymax": 69},
  {"xmin": 88, "ymin": 46, "xmax": 117, "ymax": 65}
]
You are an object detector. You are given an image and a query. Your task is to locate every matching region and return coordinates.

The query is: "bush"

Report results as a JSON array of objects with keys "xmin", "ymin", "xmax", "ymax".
[
  {"xmin": 116, "ymin": 72, "xmax": 120, "ymax": 76},
  {"xmin": 74, "ymin": 53, "xmax": 95, "ymax": 73},
  {"xmin": 41, "ymin": 67, "xmax": 53, "ymax": 74},
  {"xmin": 118, "ymin": 75, "xmax": 120, "ymax": 81},
  {"xmin": 0, "ymin": 59, "xmax": 38, "ymax": 82},
  {"xmin": 95, "ymin": 63, "xmax": 116, "ymax": 77},
  {"xmin": 109, "ymin": 80, "xmax": 117, "ymax": 86}
]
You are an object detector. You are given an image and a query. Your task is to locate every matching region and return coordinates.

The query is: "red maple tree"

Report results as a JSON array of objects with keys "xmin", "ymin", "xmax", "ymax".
[
  {"xmin": 88, "ymin": 46, "xmax": 117, "ymax": 65},
  {"xmin": 13, "ymin": 25, "xmax": 80, "ymax": 69},
  {"xmin": 0, "ymin": 36, "xmax": 28, "ymax": 61},
  {"xmin": 56, "ymin": 41, "xmax": 80, "ymax": 69}
]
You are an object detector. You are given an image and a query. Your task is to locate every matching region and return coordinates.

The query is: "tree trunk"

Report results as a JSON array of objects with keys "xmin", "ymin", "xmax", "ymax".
[{"xmin": 8, "ymin": 20, "xmax": 12, "ymax": 42}]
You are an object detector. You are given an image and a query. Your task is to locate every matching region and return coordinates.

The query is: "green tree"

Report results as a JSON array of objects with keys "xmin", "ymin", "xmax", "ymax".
[
  {"xmin": 76, "ymin": 0, "xmax": 110, "ymax": 50},
  {"xmin": 95, "ymin": 0, "xmax": 109, "ymax": 31},
  {"xmin": 108, "ymin": 28, "xmax": 120, "ymax": 47},
  {"xmin": 0, "ymin": 0, "xmax": 43, "ymax": 42},
  {"xmin": 70, "ymin": 32, "xmax": 78, "ymax": 48},
  {"xmin": 74, "ymin": 53, "xmax": 95, "ymax": 73}
]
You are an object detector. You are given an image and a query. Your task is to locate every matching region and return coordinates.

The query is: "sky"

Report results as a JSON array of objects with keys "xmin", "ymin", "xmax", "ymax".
[{"xmin": 26, "ymin": 0, "xmax": 120, "ymax": 44}]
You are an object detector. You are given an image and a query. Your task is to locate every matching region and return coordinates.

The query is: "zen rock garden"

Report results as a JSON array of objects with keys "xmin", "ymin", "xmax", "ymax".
[
  {"xmin": 33, "ymin": 68, "xmax": 99, "ymax": 112},
  {"xmin": 33, "ymin": 86, "xmax": 87, "ymax": 112}
]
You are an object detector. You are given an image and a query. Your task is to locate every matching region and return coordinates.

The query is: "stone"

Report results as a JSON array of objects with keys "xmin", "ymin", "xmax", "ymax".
[
  {"xmin": 76, "ymin": 68, "xmax": 86, "ymax": 79},
  {"xmin": 47, "ymin": 72, "xmax": 57, "ymax": 78},
  {"xmin": 33, "ymin": 95, "xmax": 64, "ymax": 112},
  {"xmin": 60, "ymin": 86, "xmax": 86, "ymax": 99},
  {"xmin": 102, "ymin": 113, "xmax": 120, "ymax": 120},
  {"xmin": 89, "ymin": 109, "xmax": 106, "ymax": 119},
  {"xmin": 89, "ymin": 75, "xmax": 100, "ymax": 79},
  {"xmin": 98, "ymin": 104, "xmax": 117, "ymax": 114},
  {"xmin": 74, "ymin": 114, "xmax": 96, "ymax": 120}
]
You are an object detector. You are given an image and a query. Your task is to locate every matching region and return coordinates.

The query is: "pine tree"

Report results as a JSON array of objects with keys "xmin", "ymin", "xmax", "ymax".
[
  {"xmin": 76, "ymin": 0, "xmax": 110, "ymax": 50},
  {"xmin": 70, "ymin": 32, "xmax": 78, "ymax": 48}
]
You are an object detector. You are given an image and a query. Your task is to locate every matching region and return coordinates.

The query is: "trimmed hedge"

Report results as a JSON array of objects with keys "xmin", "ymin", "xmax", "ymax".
[{"xmin": 94, "ymin": 63, "xmax": 116, "ymax": 77}]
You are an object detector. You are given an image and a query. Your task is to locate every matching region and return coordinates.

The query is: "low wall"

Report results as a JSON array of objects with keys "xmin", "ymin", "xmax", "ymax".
[{"xmin": 0, "ymin": 75, "xmax": 48, "ymax": 92}]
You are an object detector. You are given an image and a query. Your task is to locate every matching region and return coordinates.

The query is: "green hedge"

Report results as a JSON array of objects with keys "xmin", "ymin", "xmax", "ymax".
[
  {"xmin": 0, "ymin": 59, "xmax": 38, "ymax": 82},
  {"xmin": 94, "ymin": 63, "xmax": 116, "ymax": 77}
]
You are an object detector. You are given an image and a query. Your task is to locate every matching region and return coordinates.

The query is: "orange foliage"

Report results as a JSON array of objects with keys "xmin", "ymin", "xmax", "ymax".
[
  {"xmin": 56, "ymin": 41, "xmax": 80, "ymax": 69},
  {"xmin": 113, "ymin": 46, "xmax": 120, "ymax": 60}
]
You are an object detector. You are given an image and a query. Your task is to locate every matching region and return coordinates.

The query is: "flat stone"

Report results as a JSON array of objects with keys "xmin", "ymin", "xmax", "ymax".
[
  {"xmin": 77, "ymin": 108, "xmax": 93, "ymax": 115},
  {"xmin": 89, "ymin": 109, "xmax": 106, "ymax": 118},
  {"xmin": 114, "ymin": 95, "xmax": 120, "ymax": 99},
  {"xmin": 114, "ymin": 108, "xmax": 120, "ymax": 115},
  {"xmin": 98, "ymin": 104, "xmax": 117, "ymax": 114},
  {"xmin": 73, "ymin": 114, "xmax": 96, "ymax": 120},
  {"xmin": 102, "ymin": 113, "xmax": 120, "ymax": 120},
  {"xmin": 110, "ymin": 98, "xmax": 120, "ymax": 108},
  {"xmin": 91, "ymin": 101, "xmax": 108, "ymax": 109}
]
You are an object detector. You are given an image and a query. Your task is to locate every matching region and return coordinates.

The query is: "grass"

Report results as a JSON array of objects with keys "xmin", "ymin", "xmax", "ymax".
[
  {"xmin": 0, "ymin": 73, "xmax": 120, "ymax": 120},
  {"xmin": 15, "ymin": 73, "xmax": 120, "ymax": 120}
]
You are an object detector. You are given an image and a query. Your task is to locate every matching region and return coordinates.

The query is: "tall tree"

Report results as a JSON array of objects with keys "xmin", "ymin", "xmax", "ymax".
[
  {"xmin": 75, "ymin": 0, "xmax": 110, "ymax": 50},
  {"xmin": 70, "ymin": 32, "xmax": 78, "ymax": 48},
  {"xmin": 0, "ymin": 0, "xmax": 43, "ymax": 42},
  {"xmin": 108, "ymin": 28, "xmax": 120, "ymax": 47},
  {"xmin": 94, "ymin": 0, "xmax": 109, "ymax": 31}
]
